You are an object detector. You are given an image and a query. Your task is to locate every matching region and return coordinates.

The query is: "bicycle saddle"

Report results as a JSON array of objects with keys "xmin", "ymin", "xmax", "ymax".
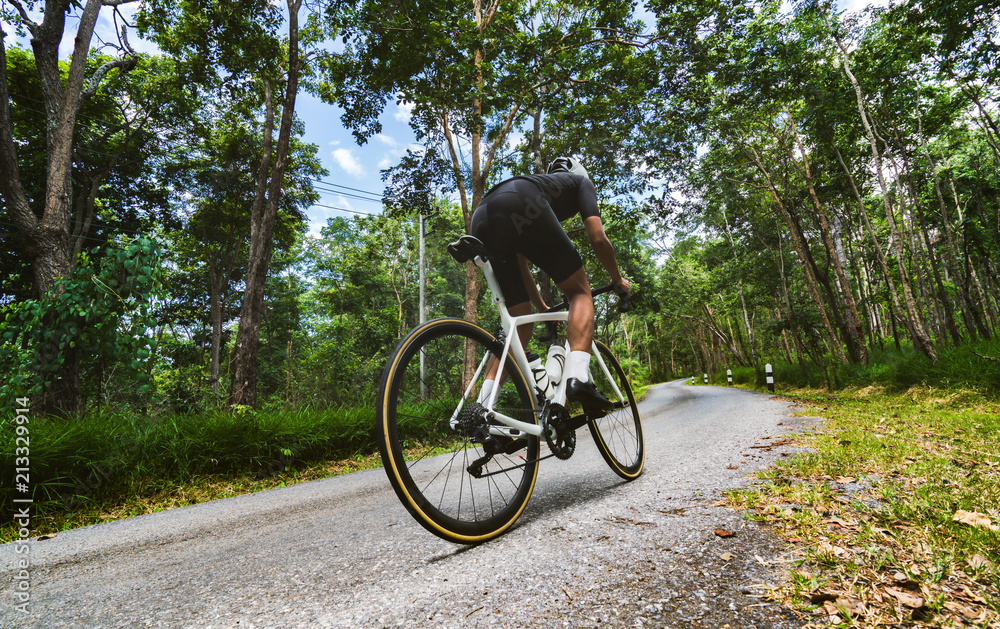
[{"xmin": 447, "ymin": 235, "xmax": 489, "ymax": 263}]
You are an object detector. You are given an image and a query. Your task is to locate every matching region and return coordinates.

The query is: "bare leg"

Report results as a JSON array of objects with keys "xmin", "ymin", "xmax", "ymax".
[
  {"xmin": 482, "ymin": 301, "xmax": 534, "ymax": 384},
  {"xmin": 556, "ymin": 268, "xmax": 594, "ymax": 352}
]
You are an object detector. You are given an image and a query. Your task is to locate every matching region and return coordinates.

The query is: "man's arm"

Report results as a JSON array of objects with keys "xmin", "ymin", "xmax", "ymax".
[{"xmin": 583, "ymin": 216, "xmax": 629, "ymax": 293}]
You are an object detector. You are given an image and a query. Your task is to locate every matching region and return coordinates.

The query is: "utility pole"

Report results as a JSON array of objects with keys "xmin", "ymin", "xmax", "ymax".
[{"xmin": 419, "ymin": 211, "xmax": 428, "ymax": 400}]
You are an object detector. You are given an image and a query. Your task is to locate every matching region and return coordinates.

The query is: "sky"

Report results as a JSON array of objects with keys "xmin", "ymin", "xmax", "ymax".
[
  {"xmin": 299, "ymin": 0, "xmax": 886, "ymax": 234},
  {"xmin": 3, "ymin": 0, "xmax": 887, "ymax": 237}
]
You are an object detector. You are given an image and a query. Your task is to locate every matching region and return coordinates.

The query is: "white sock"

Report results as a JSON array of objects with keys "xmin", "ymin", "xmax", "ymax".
[
  {"xmin": 478, "ymin": 379, "xmax": 495, "ymax": 404},
  {"xmin": 565, "ymin": 351, "xmax": 592, "ymax": 383}
]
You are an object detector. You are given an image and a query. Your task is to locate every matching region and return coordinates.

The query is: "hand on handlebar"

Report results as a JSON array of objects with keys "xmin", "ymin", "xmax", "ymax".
[
  {"xmin": 611, "ymin": 278, "xmax": 631, "ymax": 312},
  {"xmin": 612, "ymin": 277, "xmax": 630, "ymax": 297}
]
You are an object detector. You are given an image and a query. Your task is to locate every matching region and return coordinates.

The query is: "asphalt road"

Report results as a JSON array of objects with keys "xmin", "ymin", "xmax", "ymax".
[{"xmin": 1, "ymin": 380, "xmax": 818, "ymax": 628}]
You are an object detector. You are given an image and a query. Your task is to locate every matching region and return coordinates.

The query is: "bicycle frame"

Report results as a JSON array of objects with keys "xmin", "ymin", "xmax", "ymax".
[{"xmin": 449, "ymin": 251, "xmax": 626, "ymax": 439}]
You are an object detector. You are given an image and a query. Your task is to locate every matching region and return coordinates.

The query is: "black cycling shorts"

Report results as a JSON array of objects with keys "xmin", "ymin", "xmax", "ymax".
[{"xmin": 470, "ymin": 178, "xmax": 583, "ymax": 307}]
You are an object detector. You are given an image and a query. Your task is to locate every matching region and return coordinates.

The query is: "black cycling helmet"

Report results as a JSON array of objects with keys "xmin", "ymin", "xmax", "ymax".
[{"xmin": 546, "ymin": 156, "xmax": 589, "ymax": 179}]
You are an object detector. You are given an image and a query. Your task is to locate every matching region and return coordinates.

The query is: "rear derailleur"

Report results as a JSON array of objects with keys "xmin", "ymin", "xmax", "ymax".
[{"xmin": 458, "ymin": 402, "xmax": 528, "ymax": 478}]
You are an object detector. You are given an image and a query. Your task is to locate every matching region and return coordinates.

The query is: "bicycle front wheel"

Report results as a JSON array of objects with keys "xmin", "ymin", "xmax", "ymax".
[
  {"xmin": 588, "ymin": 340, "xmax": 644, "ymax": 480},
  {"xmin": 377, "ymin": 318, "xmax": 540, "ymax": 544}
]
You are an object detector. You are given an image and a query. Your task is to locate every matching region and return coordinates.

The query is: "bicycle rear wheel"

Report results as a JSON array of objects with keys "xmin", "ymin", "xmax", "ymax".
[
  {"xmin": 377, "ymin": 318, "xmax": 540, "ymax": 544},
  {"xmin": 587, "ymin": 340, "xmax": 644, "ymax": 479}
]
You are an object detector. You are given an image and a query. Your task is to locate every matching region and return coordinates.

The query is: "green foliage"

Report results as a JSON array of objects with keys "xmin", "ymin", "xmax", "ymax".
[
  {"xmin": 293, "ymin": 202, "xmax": 466, "ymax": 408},
  {"xmin": 2, "ymin": 45, "xmax": 183, "ymax": 301},
  {"xmin": 0, "ymin": 405, "xmax": 379, "ymax": 529},
  {"xmin": 0, "ymin": 237, "xmax": 163, "ymax": 415},
  {"xmin": 746, "ymin": 338, "xmax": 1000, "ymax": 395}
]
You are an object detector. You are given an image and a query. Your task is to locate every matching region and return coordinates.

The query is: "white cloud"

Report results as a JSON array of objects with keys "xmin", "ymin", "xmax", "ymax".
[
  {"xmin": 506, "ymin": 131, "xmax": 525, "ymax": 151},
  {"xmin": 394, "ymin": 102, "xmax": 415, "ymax": 123},
  {"xmin": 375, "ymin": 134, "xmax": 398, "ymax": 147},
  {"xmin": 377, "ymin": 142, "xmax": 428, "ymax": 170},
  {"xmin": 332, "ymin": 148, "xmax": 364, "ymax": 177},
  {"xmin": 836, "ymin": 0, "xmax": 889, "ymax": 12}
]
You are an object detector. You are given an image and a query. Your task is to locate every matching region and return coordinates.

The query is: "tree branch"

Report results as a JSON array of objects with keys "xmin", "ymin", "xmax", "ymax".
[
  {"xmin": 972, "ymin": 350, "xmax": 999, "ymax": 362},
  {"xmin": 0, "ymin": 25, "xmax": 37, "ymax": 236},
  {"xmin": 6, "ymin": 0, "xmax": 38, "ymax": 36}
]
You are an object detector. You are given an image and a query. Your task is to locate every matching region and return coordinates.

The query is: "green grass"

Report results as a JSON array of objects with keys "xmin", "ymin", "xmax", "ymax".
[
  {"xmin": 702, "ymin": 338, "xmax": 1000, "ymax": 395},
  {"xmin": 727, "ymin": 385, "xmax": 1000, "ymax": 627},
  {"xmin": 0, "ymin": 359, "xmax": 656, "ymax": 543},
  {"xmin": 0, "ymin": 406, "xmax": 382, "ymax": 542}
]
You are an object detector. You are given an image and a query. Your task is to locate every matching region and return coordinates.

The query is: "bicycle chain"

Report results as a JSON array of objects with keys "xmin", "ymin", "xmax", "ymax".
[{"xmin": 543, "ymin": 404, "xmax": 576, "ymax": 460}]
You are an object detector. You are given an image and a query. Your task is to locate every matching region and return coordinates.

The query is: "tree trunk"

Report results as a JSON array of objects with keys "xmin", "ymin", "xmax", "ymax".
[
  {"xmin": 775, "ymin": 227, "xmax": 811, "ymax": 373},
  {"xmin": 908, "ymin": 123, "xmax": 965, "ymax": 343},
  {"xmin": 828, "ymin": 25, "xmax": 937, "ymax": 361},
  {"xmin": 209, "ymin": 275, "xmax": 226, "ymax": 395},
  {"xmin": 832, "ymin": 145, "xmax": 914, "ymax": 346},
  {"xmin": 229, "ymin": 0, "xmax": 302, "ymax": 408},
  {"xmin": 445, "ymin": 1, "xmax": 523, "ymax": 387},
  {"xmin": 946, "ymin": 173, "xmax": 993, "ymax": 339},
  {"xmin": 742, "ymin": 139, "xmax": 848, "ymax": 364},
  {"xmin": 779, "ymin": 110, "xmax": 867, "ymax": 364},
  {"xmin": 0, "ymin": 1, "xmax": 136, "ymax": 415}
]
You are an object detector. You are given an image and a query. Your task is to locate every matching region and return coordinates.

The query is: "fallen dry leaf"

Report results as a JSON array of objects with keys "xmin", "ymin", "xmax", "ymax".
[
  {"xmin": 885, "ymin": 587, "xmax": 924, "ymax": 608},
  {"xmin": 837, "ymin": 596, "xmax": 865, "ymax": 617},
  {"xmin": 726, "ymin": 465, "xmax": 739, "ymax": 470},
  {"xmin": 891, "ymin": 572, "xmax": 919, "ymax": 589},
  {"xmin": 562, "ymin": 586, "xmax": 573, "ymax": 603},
  {"xmin": 720, "ymin": 552, "xmax": 733, "ymax": 561},
  {"xmin": 944, "ymin": 601, "xmax": 981, "ymax": 620},
  {"xmin": 962, "ymin": 585, "xmax": 988, "ymax": 605},
  {"xmin": 817, "ymin": 541, "xmax": 849, "ymax": 557},
  {"xmin": 715, "ymin": 528, "xmax": 735, "ymax": 538},
  {"xmin": 810, "ymin": 591, "xmax": 840, "ymax": 604},
  {"xmin": 953, "ymin": 510, "xmax": 1000, "ymax": 531},
  {"xmin": 967, "ymin": 554, "xmax": 991, "ymax": 570},
  {"xmin": 825, "ymin": 517, "xmax": 854, "ymax": 529}
]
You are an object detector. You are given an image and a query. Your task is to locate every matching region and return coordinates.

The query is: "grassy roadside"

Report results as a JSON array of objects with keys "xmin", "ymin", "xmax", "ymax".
[
  {"xmin": 1, "ymin": 381, "xmax": 656, "ymax": 545},
  {"xmin": 0, "ymin": 452, "xmax": 384, "ymax": 543},
  {"xmin": 727, "ymin": 385, "xmax": 1000, "ymax": 627},
  {"xmin": 0, "ymin": 406, "xmax": 385, "ymax": 544}
]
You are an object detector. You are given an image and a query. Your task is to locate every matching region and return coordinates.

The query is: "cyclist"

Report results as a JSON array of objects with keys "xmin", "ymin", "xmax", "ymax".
[{"xmin": 471, "ymin": 157, "xmax": 630, "ymax": 411}]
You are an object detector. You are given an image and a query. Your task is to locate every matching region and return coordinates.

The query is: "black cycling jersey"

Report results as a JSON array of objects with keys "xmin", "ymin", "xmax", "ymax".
[
  {"xmin": 471, "ymin": 173, "xmax": 600, "ymax": 307},
  {"xmin": 482, "ymin": 173, "xmax": 600, "ymax": 222}
]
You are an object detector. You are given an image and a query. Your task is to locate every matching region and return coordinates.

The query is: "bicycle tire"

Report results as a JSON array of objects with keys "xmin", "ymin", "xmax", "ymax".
[
  {"xmin": 587, "ymin": 340, "xmax": 644, "ymax": 479},
  {"xmin": 377, "ymin": 318, "xmax": 540, "ymax": 544}
]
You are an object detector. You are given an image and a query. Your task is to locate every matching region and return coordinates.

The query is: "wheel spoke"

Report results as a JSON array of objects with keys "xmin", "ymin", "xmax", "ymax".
[
  {"xmin": 588, "ymin": 340, "xmax": 644, "ymax": 479},
  {"xmin": 377, "ymin": 319, "xmax": 540, "ymax": 542}
]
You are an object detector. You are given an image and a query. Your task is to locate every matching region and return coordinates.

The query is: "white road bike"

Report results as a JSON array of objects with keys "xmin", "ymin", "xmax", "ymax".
[{"xmin": 376, "ymin": 235, "xmax": 644, "ymax": 544}]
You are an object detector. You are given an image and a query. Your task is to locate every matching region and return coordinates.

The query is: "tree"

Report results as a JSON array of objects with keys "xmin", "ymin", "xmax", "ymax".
[
  {"xmin": 140, "ymin": 0, "xmax": 325, "ymax": 407},
  {"xmin": 1, "ymin": 2, "xmax": 189, "ymax": 414},
  {"xmin": 164, "ymin": 106, "xmax": 324, "ymax": 395},
  {"xmin": 1, "ymin": 1, "xmax": 138, "ymax": 297},
  {"xmin": 3, "ymin": 46, "xmax": 184, "ymax": 272},
  {"xmin": 822, "ymin": 3, "xmax": 938, "ymax": 361},
  {"xmin": 323, "ymin": 0, "xmax": 661, "ymax": 384},
  {"xmin": 297, "ymin": 204, "xmax": 466, "ymax": 407},
  {"xmin": 0, "ymin": 236, "xmax": 162, "ymax": 416}
]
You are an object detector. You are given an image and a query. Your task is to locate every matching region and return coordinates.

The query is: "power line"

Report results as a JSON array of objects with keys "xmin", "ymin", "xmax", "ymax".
[
  {"xmin": 310, "ymin": 202, "xmax": 379, "ymax": 217},
  {"xmin": 7, "ymin": 95, "xmax": 397, "ymax": 228},
  {"xmin": 9, "ymin": 95, "xmax": 389, "ymax": 205}
]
